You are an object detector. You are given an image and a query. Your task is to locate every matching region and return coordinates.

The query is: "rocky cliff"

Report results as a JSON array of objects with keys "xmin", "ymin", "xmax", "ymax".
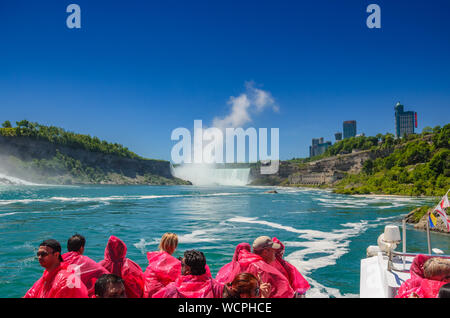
[
  {"xmin": 249, "ymin": 148, "xmax": 393, "ymax": 186},
  {"xmin": 0, "ymin": 135, "xmax": 190, "ymax": 185}
]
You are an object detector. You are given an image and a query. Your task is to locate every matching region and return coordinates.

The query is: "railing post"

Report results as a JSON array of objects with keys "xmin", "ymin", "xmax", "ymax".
[{"xmin": 402, "ymin": 219, "xmax": 406, "ymax": 270}]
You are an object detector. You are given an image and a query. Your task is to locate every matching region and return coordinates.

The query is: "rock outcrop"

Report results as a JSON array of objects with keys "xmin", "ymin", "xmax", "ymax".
[
  {"xmin": 0, "ymin": 135, "xmax": 190, "ymax": 185},
  {"xmin": 250, "ymin": 148, "xmax": 393, "ymax": 186},
  {"xmin": 405, "ymin": 207, "xmax": 449, "ymax": 234}
]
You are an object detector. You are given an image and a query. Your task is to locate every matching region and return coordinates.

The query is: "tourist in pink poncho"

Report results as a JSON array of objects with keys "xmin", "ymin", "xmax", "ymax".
[
  {"xmin": 153, "ymin": 250, "xmax": 223, "ymax": 298},
  {"xmin": 62, "ymin": 234, "xmax": 109, "ymax": 297},
  {"xmin": 271, "ymin": 237, "xmax": 310, "ymax": 296},
  {"xmin": 216, "ymin": 237, "xmax": 296, "ymax": 298},
  {"xmin": 143, "ymin": 233, "xmax": 182, "ymax": 297},
  {"xmin": 396, "ymin": 255, "xmax": 450, "ymax": 298},
  {"xmin": 99, "ymin": 235, "xmax": 146, "ymax": 298},
  {"xmin": 24, "ymin": 239, "xmax": 88, "ymax": 298}
]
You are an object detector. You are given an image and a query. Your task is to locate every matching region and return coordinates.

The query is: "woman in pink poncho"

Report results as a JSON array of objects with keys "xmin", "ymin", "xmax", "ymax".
[
  {"xmin": 216, "ymin": 239, "xmax": 295, "ymax": 298},
  {"xmin": 99, "ymin": 236, "xmax": 146, "ymax": 298},
  {"xmin": 396, "ymin": 255, "xmax": 450, "ymax": 298},
  {"xmin": 271, "ymin": 237, "xmax": 310, "ymax": 296},
  {"xmin": 153, "ymin": 250, "xmax": 223, "ymax": 298},
  {"xmin": 143, "ymin": 233, "xmax": 182, "ymax": 298}
]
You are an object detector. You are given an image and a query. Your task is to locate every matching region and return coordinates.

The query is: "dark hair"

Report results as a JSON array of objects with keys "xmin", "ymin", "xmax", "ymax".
[
  {"xmin": 40, "ymin": 239, "xmax": 63, "ymax": 262},
  {"xmin": 184, "ymin": 250, "xmax": 206, "ymax": 276},
  {"xmin": 67, "ymin": 234, "xmax": 86, "ymax": 252},
  {"xmin": 439, "ymin": 283, "xmax": 450, "ymax": 298},
  {"xmin": 223, "ymin": 272, "xmax": 259, "ymax": 298},
  {"xmin": 95, "ymin": 274, "xmax": 125, "ymax": 297}
]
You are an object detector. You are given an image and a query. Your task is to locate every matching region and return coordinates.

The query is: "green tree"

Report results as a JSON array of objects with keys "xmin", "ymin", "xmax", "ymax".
[{"xmin": 2, "ymin": 120, "xmax": 12, "ymax": 128}]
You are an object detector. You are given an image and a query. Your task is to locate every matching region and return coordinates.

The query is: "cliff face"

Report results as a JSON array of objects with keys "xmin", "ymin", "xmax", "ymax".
[
  {"xmin": 250, "ymin": 148, "xmax": 393, "ymax": 186},
  {"xmin": 0, "ymin": 136, "xmax": 190, "ymax": 185}
]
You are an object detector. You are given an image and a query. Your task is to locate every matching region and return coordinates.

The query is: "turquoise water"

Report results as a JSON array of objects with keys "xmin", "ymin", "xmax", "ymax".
[{"xmin": 0, "ymin": 184, "xmax": 449, "ymax": 298}]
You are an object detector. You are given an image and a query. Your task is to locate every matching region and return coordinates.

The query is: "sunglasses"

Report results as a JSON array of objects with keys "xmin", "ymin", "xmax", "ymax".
[{"xmin": 37, "ymin": 251, "xmax": 50, "ymax": 258}]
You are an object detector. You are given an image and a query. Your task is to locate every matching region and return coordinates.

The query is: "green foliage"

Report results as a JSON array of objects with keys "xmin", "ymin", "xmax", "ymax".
[
  {"xmin": 0, "ymin": 120, "xmax": 142, "ymax": 159},
  {"xmin": 335, "ymin": 124, "xmax": 450, "ymax": 196},
  {"xmin": 2, "ymin": 120, "xmax": 12, "ymax": 128},
  {"xmin": 412, "ymin": 205, "xmax": 432, "ymax": 223}
]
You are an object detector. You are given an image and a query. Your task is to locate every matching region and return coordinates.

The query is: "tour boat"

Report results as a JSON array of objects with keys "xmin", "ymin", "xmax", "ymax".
[{"xmin": 360, "ymin": 221, "xmax": 450, "ymax": 298}]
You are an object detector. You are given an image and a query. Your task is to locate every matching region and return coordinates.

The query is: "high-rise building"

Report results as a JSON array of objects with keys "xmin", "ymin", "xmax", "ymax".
[
  {"xmin": 335, "ymin": 132, "xmax": 342, "ymax": 141},
  {"xmin": 310, "ymin": 137, "xmax": 332, "ymax": 157},
  {"xmin": 343, "ymin": 120, "xmax": 357, "ymax": 139},
  {"xmin": 395, "ymin": 102, "xmax": 417, "ymax": 138}
]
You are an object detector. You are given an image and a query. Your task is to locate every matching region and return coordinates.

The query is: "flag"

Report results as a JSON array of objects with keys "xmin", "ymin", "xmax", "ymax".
[
  {"xmin": 429, "ymin": 213, "xmax": 437, "ymax": 228},
  {"xmin": 440, "ymin": 193, "xmax": 449, "ymax": 209},
  {"xmin": 434, "ymin": 192, "xmax": 450, "ymax": 232}
]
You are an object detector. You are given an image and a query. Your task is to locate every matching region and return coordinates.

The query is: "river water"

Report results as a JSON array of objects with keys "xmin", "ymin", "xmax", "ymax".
[{"xmin": 0, "ymin": 184, "xmax": 448, "ymax": 298}]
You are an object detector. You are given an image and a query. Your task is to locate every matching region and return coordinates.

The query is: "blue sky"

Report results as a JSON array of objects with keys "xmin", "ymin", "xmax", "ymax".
[{"xmin": 0, "ymin": 0, "xmax": 449, "ymax": 160}]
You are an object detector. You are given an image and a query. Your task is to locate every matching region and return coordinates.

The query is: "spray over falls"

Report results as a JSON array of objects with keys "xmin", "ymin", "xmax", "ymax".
[{"xmin": 172, "ymin": 164, "xmax": 250, "ymax": 186}]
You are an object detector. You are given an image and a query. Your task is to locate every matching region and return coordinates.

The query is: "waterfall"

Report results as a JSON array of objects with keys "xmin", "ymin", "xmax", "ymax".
[
  {"xmin": 172, "ymin": 164, "xmax": 250, "ymax": 186},
  {"xmin": 0, "ymin": 173, "xmax": 36, "ymax": 185}
]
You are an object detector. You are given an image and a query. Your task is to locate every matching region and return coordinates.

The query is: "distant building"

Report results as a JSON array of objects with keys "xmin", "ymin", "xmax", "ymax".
[
  {"xmin": 395, "ymin": 102, "xmax": 417, "ymax": 138},
  {"xmin": 335, "ymin": 132, "xmax": 342, "ymax": 141},
  {"xmin": 310, "ymin": 137, "xmax": 332, "ymax": 157},
  {"xmin": 343, "ymin": 120, "xmax": 357, "ymax": 139}
]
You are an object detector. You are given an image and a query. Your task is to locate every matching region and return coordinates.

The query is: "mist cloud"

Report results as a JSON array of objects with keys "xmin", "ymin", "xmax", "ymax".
[{"xmin": 212, "ymin": 81, "xmax": 278, "ymax": 130}]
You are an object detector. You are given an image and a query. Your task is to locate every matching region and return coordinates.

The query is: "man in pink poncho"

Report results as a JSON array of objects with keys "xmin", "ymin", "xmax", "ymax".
[
  {"xmin": 216, "ymin": 237, "xmax": 298, "ymax": 298},
  {"xmin": 153, "ymin": 250, "xmax": 223, "ymax": 298},
  {"xmin": 99, "ymin": 235, "xmax": 146, "ymax": 298},
  {"xmin": 24, "ymin": 239, "xmax": 88, "ymax": 298},
  {"xmin": 396, "ymin": 255, "xmax": 450, "ymax": 298},
  {"xmin": 62, "ymin": 234, "xmax": 109, "ymax": 297}
]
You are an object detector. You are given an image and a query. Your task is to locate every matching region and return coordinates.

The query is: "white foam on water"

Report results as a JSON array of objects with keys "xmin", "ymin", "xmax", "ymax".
[
  {"xmin": 0, "ymin": 192, "xmax": 245, "ymax": 206},
  {"xmin": 305, "ymin": 277, "xmax": 359, "ymax": 298},
  {"xmin": 227, "ymin": 216, "xmax": 393, "ymax": 297},
  {"xmin": 134, "ymin": 229, "xmax": 222, "ymax": 254}
]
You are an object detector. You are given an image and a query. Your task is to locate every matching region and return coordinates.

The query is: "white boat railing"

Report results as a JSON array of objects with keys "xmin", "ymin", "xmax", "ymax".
[{"xmin": 388, "ymin": 251, "xmax": 450, "ymax": 273}]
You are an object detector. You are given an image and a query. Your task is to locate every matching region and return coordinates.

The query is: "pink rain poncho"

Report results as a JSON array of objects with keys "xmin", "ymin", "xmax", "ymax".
[
  {"xmin": 24, "ymin": 262, "xmax": 88, "ymax": 298},
  {"xmin": 396, "ymin": 254, "xmax": 446, "ymax": 298},
  {"xmin": 271, "ymin": 237, "xmax": 310, "ymax": 295},
  {"xmin": 62, "ymin": 251, "xmax": 109, "ymax": 297},
  {"xmin": 216, "ymin": 242, "xmax": 295, "ymax": 298},
  {"xmin": 152, "ymin": 273, "xmax": 224, "ymax": 298},
  {"xmin": 143, "ymin": 251, "xmax": 181, "ymax": 298},
  {"xmin": 99, "ymin": 236, "xmax": 146, "ymax": 298},
  {"xmin": 216, "ymin": 243, "xmax": 251, "ymax": 283}
]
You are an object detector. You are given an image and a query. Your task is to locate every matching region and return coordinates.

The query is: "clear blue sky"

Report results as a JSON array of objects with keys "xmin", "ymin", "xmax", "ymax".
[{"xmin": 1, "ymin": 0, "xmax": 449, "ymax": 160}]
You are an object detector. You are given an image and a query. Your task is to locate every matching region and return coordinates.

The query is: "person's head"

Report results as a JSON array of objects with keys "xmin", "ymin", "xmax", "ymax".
[
  {"xmin": 158, "ymin": 232, "xmax": 178, "ymax": 255},
  {"xmin": 423, "ymin": 257, "xmax": 450, "ymax": 282},
  {"xmin": 224, "ymin": 273, "xmax": 260, "ymax": 298},
  {"xmin": 95, "ymin": 274, "xmax": 126, "ymax": 298},
  {"xmin": 179, "ymin": 250, "xmax": 206, "ymax": 276},
  {"xmin": 67, "ymin": 234, "xmax": 86, "ymax": 254},
  {"xmin": 438, "ymin": 283, "xmax": 450, "ymax": 298},
  {"xmin": 37, "ymin": 239, "xmax": 63, "ymax": 270},
  {"xmin": 252, "ymin": 236, "xmax": 281, "ymax": 264}
]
